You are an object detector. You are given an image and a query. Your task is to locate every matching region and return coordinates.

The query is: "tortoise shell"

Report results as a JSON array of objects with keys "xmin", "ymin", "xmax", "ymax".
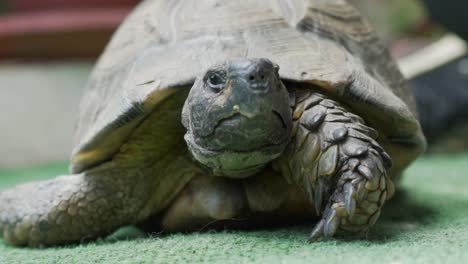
[{"xmin": 70, "ymin": 0, "xmax": 425, "ymax": 176}]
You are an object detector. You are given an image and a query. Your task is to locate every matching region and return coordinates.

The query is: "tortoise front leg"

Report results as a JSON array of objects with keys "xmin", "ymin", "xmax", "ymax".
[
  {"xmin": 275, "ymin": 91, "xmax": 395, "ymax": 240},
  {"xmin": 0, "ymin": 169, "xmax": 146, "ymax": 247},
  {"xmin": 0, "ymin": 159, "xmax": 195, "ymax": 247}
]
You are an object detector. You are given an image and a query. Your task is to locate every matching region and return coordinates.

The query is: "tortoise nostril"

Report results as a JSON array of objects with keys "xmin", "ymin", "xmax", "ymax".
[
  {"xmin": 249, "ymin": 75, "xmax": 255, "ymax": 81},
  {"xmin": 261, "ymin": 75, "xmax": 265, "ymax": 80}
]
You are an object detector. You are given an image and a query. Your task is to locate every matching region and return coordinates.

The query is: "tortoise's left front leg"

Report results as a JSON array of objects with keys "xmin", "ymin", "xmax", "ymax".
[
  {"xmin": 275, "ymin": 91, "xmax": 395, "ymax": 240},
  {"xmin": 0, "ymin": 156, "xmax": 196, "ymax": 247},
  {"xmin": 0, "ymin": 169, "xmax": 149, "ymax": 247}
]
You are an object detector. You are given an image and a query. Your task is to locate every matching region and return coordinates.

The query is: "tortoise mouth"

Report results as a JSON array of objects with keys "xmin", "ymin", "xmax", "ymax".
[
  {"xmin": 272, "ymin": 110, "xmax": 289, "ymax": 130},
  {"xmin": 195, "ymin": 110, "xmax": 290, "ymax": 153},
  {"xmin": 184, "ymin": 132, "xmax": 290, "ymax": 178},
  {"xmin": 211, "ymin": 110, "xmax": 288, "ymax": 134},
  {"xmin": 210, "ymin": 113, "xmax": 246, "ymax": 136},
  {"xmin": 186, "ymin": 130, "xmax": 289, "ymax": 155}
]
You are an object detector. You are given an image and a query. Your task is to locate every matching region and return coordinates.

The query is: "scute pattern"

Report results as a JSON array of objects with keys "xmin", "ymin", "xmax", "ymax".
[
  {"xmin": 71, "ymin": 0, "xmax": 424, "ymax": 176},
  {"xmin": 296, "ymin": 0, "xmax": 411, "ymax": 109}
]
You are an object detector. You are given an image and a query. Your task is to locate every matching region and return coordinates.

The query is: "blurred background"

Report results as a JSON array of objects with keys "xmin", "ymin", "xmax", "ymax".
[{"xmin": 0, "ymin": 0, "xmax": 467, "ymax": 169}]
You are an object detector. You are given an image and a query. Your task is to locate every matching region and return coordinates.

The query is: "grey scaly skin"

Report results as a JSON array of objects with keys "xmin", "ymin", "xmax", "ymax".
[
  {"xmin": 0, "ymin": 171, "xmax": 149, "ymax": 247},
  {"xmin": 0, "ymin": 58, "xmax": 393, "ymax": 246},
  {"xmin": 277, "ymin": 90, "xmax": 393, "ymax": 239}
]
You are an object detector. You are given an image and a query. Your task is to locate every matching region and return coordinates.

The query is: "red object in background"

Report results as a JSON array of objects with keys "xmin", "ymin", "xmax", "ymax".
[
  {"xmin": 0, "ymin": 1, "xmax": 140, "ymax": 60},
  {"xmin": 3, "ymin": 0, "xmax": 138, "ymax": 12}
]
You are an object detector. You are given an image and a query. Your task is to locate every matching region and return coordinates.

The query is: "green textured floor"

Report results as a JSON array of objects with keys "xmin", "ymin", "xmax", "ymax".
[{"xmin": 1, "ymin": 154, "xmax": 468, "ymax": 264}]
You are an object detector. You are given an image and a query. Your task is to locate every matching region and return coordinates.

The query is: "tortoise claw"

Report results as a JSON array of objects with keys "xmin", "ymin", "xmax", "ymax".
[
  {"xmin": 323, "ymin": 209, "xmax": 339, "ymax": 237},
  {"xmin": 309, "ymin": 207, "xmax": 339, "ymax": 242},
  {"xmin": 308, "ymin": 219, "xmax": 325, "ymax": 242}
]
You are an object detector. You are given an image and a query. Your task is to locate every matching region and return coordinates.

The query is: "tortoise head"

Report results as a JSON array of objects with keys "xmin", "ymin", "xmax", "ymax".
[{"xmin": 182, "ymin": 58, "xmax": 292, "ymax": 178}]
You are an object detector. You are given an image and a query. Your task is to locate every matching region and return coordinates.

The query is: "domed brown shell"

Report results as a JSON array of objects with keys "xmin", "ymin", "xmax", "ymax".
[{"xmin": 70, "ymin": 0, "xmax": 426, "ymax": 176}]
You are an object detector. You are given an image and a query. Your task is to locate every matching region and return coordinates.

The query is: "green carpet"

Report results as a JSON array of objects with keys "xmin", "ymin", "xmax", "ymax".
[{"xmin": 1, "ymin": 155, "xmax": 468, "ymax": 264}]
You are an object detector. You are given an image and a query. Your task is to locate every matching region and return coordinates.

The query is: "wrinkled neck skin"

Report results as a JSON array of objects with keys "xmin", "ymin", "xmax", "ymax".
[{"xmin": 182, "ymin": 58, "xmax": 293, "ymax": 178}]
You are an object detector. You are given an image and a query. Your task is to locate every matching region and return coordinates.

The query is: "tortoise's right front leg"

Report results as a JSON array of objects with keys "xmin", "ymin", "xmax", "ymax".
[
  {"xmin": 0, "ymin": 160, "xmax": 195, "ymax": 247},
  {"xmin": 275, "ymin": 91, "xmax": 395, "ymax": 241}
]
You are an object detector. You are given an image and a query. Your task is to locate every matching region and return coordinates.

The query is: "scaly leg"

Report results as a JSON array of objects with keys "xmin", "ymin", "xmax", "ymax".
[
  {"xmin": 0, "ymin": 89, "xmax": 198, "ymax": 247},
  {"xmin": 0, "ymin": 156, "xmax": 196, "ymax": 247},
  {"xmin": 275, "ymin": 90, "xmax": 395, "ymax": 240},
  {"xmin": 0, "ymin": 168, "xmax": 149, "ymax": 247}
]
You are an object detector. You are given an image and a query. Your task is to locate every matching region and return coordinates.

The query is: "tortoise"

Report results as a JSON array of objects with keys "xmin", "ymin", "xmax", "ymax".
[{"xmin": 0, "ymin": 0, "xmax": 426, "ymax": 247}]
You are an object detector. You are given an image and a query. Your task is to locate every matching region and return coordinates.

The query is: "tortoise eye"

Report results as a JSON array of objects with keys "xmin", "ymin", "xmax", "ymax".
[{"xmin": 206, "ymin": 72, "xmax": 225, "ymax": 92}]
